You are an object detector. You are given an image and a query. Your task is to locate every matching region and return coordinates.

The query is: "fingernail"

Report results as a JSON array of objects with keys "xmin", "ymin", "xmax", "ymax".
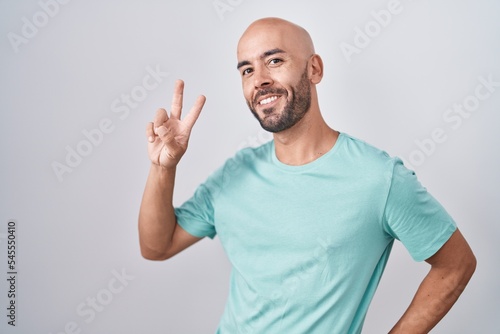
[{"xmin": 148, "ymin": 136, "xmax": 154, "ymax": 142}]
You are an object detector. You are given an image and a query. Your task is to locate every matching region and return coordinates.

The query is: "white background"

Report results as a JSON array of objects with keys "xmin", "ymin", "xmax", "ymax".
[{"xmin": 1, "ymin": 0, "xmax": 499, "ymax": 333}]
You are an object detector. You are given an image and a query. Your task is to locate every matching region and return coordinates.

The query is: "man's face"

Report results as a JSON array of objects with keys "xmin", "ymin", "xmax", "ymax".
[{"xmin": 237, "ymin": 26, "xmax": 312, "ymax": 133}]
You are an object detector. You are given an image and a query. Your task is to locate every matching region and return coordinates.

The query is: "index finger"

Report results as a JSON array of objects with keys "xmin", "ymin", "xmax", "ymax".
[{"xmin": 170, "ymin": 79, "xmax": 184, "ymax": 120}]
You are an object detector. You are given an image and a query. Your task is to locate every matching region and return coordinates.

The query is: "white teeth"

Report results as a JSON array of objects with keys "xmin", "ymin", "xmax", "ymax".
[{"xmin": 260, "ymin": 96, "xmax": 278, "ymax": 105}]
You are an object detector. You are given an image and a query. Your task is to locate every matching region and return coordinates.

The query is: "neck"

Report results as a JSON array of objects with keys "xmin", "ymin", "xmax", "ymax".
[{"xmin": 273, "ymin": 106, "xmax": 338, "ymax": 166}]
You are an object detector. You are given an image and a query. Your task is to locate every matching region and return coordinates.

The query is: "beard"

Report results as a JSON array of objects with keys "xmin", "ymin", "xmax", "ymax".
[{"xmin": 247, "ymin": 67, "xmax": 311, "ymax": 133}]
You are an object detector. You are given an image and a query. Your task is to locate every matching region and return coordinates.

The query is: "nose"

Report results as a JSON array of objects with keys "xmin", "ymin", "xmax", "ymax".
[{"xmin": 253, "ymin": 66, "xmax": 273, "ymax": 89}]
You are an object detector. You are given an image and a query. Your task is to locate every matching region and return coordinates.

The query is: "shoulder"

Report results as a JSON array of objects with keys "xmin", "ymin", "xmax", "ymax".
[
  {"xmin": 235, "ymin": 140, "xmax": 273, "ymax": 160},
  {"xmin": 202, "ymin": 140, "xmax": 273, "ymax": 191},
  {"xmin": 340, "ymin": 133, "xmax": 389, "ymax": 159},
  {"xmin": 224, "ymin": 140, "xmax": 273, "ymax": 169},
  {"xmin": 338, "ymin": 132, "xmax": 401, "ymax": 175}
]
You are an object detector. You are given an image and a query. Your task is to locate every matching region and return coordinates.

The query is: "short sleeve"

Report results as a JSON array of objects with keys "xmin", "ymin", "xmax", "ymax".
[
  {"xmin": 175, "ymin": 150, "xmax": 249, "ymax": 239},
  {"xmin": 383, "ymin": 159, "xmax": 457, "ymax": 261},
  {"xmin": 175, "ymin": 177, "xmax": 219, "ymax": 239}
]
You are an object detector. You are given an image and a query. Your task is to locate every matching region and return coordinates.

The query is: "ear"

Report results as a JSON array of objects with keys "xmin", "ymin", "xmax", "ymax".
[{"xmin": 308, "ymin": 54, "xmax": 324, "ymax": 84}]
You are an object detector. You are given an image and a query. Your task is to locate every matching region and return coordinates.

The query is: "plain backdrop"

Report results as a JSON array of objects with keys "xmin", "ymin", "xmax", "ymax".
[{"xmin": 1, "ymin": 0, "xmax": 499, "ymax": 333}]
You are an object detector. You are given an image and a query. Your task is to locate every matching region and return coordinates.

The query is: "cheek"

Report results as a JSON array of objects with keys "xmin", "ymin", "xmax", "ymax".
[{"xmin": 242, "ymin": 82, "xmax": 253, "ymax": 103}]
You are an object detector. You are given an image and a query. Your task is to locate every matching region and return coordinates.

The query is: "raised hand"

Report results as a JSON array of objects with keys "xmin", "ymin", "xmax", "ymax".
[{"xmin": 146, "ymin": 80, "xmax": 206, "ymax": 168}]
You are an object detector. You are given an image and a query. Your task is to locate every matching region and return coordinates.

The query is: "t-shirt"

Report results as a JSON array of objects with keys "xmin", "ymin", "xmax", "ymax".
[{"xmin": 175, "ymin": 132, "xmax": 457, "ymax": 334}]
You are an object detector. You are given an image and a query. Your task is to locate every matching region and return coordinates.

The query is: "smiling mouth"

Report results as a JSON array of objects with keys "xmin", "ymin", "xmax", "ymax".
[{"xmin": 259, "ymin": 95, "xmax": 280, "ymax": 105}]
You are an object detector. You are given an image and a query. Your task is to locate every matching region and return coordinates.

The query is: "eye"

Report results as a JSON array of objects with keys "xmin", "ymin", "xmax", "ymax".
[
  {"xmin": 241, "ymin": 67, "xmax": 253, "ymax": 76},
  {"xmin": 268, "ymin": 58, "xmax": 283, "ymax": 66}
]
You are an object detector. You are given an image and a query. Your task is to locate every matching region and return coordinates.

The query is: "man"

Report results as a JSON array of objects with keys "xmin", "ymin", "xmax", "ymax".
[{"xmin": 139, "ymin": 17, "xmax": 476, "ymax": 333}]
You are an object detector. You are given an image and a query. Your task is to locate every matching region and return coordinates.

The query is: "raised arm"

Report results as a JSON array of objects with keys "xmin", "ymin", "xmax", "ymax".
[
  {"xmin": 389, "ymin": 228, "xmax": 476, "ymax": 333},
  {"xmin": 138, "ymin": 80, "xmax": 206, "ymax": 261}
]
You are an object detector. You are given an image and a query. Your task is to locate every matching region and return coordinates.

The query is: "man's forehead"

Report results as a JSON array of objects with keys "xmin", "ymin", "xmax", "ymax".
[
  {"xmin": 237, "ymin": 30, "xmax": 293, "ymax": 61},
  {"xmin": 239, "ymin": 33, "xmax": 281, "ymax": 48}
]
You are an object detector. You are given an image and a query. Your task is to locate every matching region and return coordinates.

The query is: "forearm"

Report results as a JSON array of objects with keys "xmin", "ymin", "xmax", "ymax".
[
  {"xmin": 389, "ymin": 264, "xmax": 475, "ymax": 333},
  {"xmin": 138, "ymin": 163, "xmax": 177, "ymax": 259}
]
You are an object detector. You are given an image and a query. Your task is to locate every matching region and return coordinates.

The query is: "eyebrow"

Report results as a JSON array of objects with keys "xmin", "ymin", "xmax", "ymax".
[{"xmin": 236, "ymin": 48, "xmax": 286, "ymax": 70}]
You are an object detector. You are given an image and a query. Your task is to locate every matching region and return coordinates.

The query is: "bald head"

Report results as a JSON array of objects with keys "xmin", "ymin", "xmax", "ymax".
[
  {"xmin": 237, "ymin": 17, "xmax": 315, "ymax": 62},
  {"xmin": 236, "ymin": 17, "xmax": 325, "ymax": 134}
]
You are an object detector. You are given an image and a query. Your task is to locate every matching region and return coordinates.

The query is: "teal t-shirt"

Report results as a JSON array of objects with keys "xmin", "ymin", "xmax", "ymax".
[{"xmin": 175, "ymin": 132, "xmax": 456, "ymax": 334}]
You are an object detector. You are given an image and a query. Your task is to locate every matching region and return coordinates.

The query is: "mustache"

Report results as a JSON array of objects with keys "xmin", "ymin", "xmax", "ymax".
[{"xmin": 253, "ymin": 88, "xmax": 287, "ymax": 105}]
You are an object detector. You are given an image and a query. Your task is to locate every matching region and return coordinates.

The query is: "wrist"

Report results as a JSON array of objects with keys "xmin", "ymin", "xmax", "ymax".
[{"xmin": 150, "ymin": 162, "xmax": 176, "ymax": 174}]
